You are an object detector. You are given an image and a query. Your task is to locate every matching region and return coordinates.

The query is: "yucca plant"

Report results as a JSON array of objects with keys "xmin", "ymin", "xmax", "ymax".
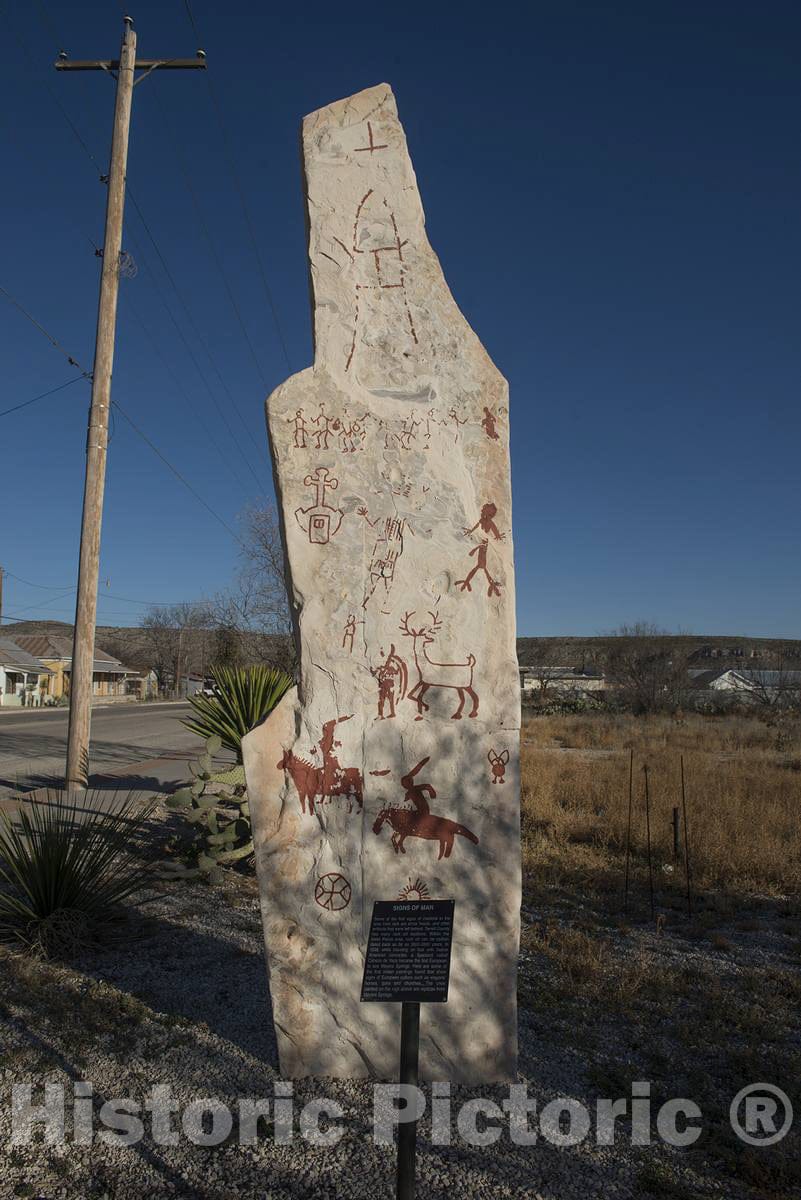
[
  {"xmin": 182, "ymin": 665, "xmax": 293, "ymax": 761},
  {"xmin": 0, "ymin": 790, "xmax": 156, "ymax": 958}
]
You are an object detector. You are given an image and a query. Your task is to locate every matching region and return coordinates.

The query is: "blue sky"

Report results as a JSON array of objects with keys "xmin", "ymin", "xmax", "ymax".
[{"xmin": 1, "ymin": 0, "xmax": 799, "ymax": 637}]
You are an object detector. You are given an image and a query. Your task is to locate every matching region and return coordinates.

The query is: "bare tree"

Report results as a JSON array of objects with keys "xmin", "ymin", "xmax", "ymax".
[
  {"xmin": 605, "ymin": 623, "xmax": 690, "ymax": 714},
  {"xmin": 210, "ymin": 503, "xmax": 296, "ymax": 673},
  {"xmin": 522, "ymin": 641, "xmax": 570, "ymax": 698},
  {"xmin": 740, "ymin": 644, "xmax": 801, "ymax": 712},
  {"xmin": 141, "ymin": 601, "xmax": 213, "ymax": 696}
]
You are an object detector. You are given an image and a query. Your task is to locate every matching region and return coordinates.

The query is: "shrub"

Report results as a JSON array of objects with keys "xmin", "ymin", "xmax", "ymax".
[
  {"xmin": 165, "ymin": 737, "xmax": 254, "ymax": 884},
  {"xmin": 182, "ymin": 665, "xmax": 292, "ymax": 761},
  {"xmin": 0, "ymin": 790, "xmax": 155, "ymax": 958}
]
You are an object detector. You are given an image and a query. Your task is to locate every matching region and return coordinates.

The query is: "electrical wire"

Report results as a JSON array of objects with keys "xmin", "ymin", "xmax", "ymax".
[
  {"xmin": 3, "ymin": 571, "xmax": 71, "ymax": 591},
  {"xmin": 118, "ymin": 227, "xmax": 266, "ymax": 493},
  {"xmin": 120, "ymin": 287, "xmax": 253, "ymax": 501},
  {"xmin": 111, "ymin": 399, "xmax": 246, "ymax": 548},
  {"xmin": 0, "ymin": 289, "xmax": 247, "ymax": 550},
  {"xmin": 123, "ymin": 186, "xmax": 269, "ymax": 481},
  {"xmin": 33, "ymin": 0, "xmax": 65, "ymax": 55},
  {"xmin": 4, "ymin": 3, "xmax": 268, "ymax": 492},
  {"xmin": 0, "ymin": 375, "xmax": 86, "ymax": 419},
  {"xmin": 4, "ymin": 571, "xmax": 211, "ymax": 608},
  {"xmin": 181, "ymin": 0, "xmax": 293, "ymax": 373},
  {"xmin": 0, "ymin": 58, "xmax": 252, "ymax": 500},
  {"xmin": 3, "ymin": 589, "xmax": 77, "ymax": 618},
  {"xmin": 148, "ymin": 84, "xmax": 271, "ymax": 390},
  {"xmin": 0, "ymin": 284, "xmax": 91, "ymax": 376}
]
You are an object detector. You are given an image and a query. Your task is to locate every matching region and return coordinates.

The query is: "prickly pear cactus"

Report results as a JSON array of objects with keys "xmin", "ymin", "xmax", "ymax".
[{"xmin": 165, "ymin": 736, "xmax": 254, "ymax": 884}]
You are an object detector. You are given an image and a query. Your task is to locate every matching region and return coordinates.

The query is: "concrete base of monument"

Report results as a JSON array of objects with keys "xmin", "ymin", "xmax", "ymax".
[{"xmin": 242, "ymin": 689, "xmax": 519, "ymax": 1084}]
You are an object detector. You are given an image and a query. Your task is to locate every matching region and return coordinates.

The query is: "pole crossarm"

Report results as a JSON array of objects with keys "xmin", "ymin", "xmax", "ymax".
[{"xmin": 55, "ymin": 56, "xmax": 206, "ymax": 72}]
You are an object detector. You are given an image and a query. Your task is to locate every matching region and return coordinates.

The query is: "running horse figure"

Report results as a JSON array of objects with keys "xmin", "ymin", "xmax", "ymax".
[{"xmin": 372, "ymin": 756, "xmax": 479, "ymax": 860}]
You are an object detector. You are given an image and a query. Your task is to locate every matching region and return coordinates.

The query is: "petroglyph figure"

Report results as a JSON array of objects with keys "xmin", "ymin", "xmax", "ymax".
[
  {"xmin": 295, "ymin": 467, "xmax": 343, "ymax": 544},
  {"xmin": 399, "ymin": 610, "xmax": 479, "ymax": 720},
  {"xmin": 372, "ymin": 757, "xmax": 479, "ymax": 859},
  {"xmin": 371, "ymin": 643, "xmax": 407, "ymax": 720}
]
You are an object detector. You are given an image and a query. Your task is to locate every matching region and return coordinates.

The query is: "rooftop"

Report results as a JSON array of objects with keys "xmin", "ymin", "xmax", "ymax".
[{"xmin": 0, "ymin": 638, "xmax": 53, "ymax": 673}]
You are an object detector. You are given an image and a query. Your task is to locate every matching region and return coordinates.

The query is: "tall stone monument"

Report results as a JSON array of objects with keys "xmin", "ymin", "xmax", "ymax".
[{"xmin": 242, "ymin": 83, "xmax": 520, "ymax": 1082}]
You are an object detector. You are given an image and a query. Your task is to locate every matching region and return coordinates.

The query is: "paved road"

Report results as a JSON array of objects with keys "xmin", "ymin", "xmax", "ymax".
[{"xmin": 0, "ymin": 703, "xmax": 203, "ymax": 800}]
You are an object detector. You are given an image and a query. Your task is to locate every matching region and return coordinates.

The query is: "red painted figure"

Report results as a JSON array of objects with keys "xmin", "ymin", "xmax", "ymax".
[
  {"xmin": 457, "ymin": 539, "xmax": 502, "ymax": 597},
  {"xmin": 464, "ymin": 501, "xmax": 505, "ymax": 542},
  {"xmin": 481, "ymin": 406, "xmax": 499, "ymax": 440}
]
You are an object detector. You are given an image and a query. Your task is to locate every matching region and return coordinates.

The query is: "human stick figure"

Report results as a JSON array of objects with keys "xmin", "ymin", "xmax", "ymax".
[
  {"xmin": 456, "ymin": 540, "xmax": 502, "ymax": 597},
  {"xmin": 290, "ymin": 409, "xmax": 308, "ymax": 448},
  {"xmin": 371, "ymin": 644, "xmax": 407, "ymax": 720}
]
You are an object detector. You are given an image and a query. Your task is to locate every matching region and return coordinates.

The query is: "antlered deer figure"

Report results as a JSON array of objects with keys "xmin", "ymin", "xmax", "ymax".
[{"xmin": 399, "ymin": 610, "xmax": 479, "ymax": 720}]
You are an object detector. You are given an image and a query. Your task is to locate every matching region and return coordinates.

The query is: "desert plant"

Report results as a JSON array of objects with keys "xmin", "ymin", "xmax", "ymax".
[
  {"xmin": 182, "ymin": 665, "xmax": 292, "ymax": 761},
  {"xmin": 165, "ymin": 736, "xmax": 253, "ymax": 884},
  {"xmin": 0, "ymin": 790, "xmax": 156, "ymax": 958}
]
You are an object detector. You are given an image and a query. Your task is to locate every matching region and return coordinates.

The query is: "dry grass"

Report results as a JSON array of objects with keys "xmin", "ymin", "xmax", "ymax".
[
  {"xmin": 521, "ymin": 712, "xmax": 801, "ymax": 899},
  {"xmin": 526, "ymin": 710, "xmax": 799, "ymax": 755}
]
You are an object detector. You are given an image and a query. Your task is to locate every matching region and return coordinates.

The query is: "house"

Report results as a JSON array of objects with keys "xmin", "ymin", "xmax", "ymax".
[
  {"xmin": 11, "ymin": 634, "xmax": 135, "ymax": 701},
  {"xmin": 519, "ymin": 665, "xmax": 606, "ymax": 696},
  {"xmin": 688, "ymin": 668, "xmax": 801, "ymax": 701},
  {"xmin": 0, "ymin": 638, "xmax": 52, "ymax": 707},
  {"xmin": 123, "ymin": 668, "xmax": 159, "ymax": 700}
]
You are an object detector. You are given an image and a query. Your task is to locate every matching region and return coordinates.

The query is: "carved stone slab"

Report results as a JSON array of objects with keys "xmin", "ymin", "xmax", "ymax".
[{"xmin": 242, "ymin": 83, "xmax": 520, "ymax": 1082}]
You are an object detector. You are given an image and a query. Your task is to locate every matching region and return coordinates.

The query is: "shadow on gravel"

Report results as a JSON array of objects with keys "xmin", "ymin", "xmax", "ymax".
[{"xmin": 72, "ymin": 903, "xmax": 279, "ymax": 1069}]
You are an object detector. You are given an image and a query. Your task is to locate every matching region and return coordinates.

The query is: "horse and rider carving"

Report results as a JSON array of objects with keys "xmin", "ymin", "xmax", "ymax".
[
  {"xmin": 278, "ymin": 714, "xmax": 363, "ymax": 816},
  {"xmin": 372, "ymin": 756, "xmax": 479, "ymax": 860}
]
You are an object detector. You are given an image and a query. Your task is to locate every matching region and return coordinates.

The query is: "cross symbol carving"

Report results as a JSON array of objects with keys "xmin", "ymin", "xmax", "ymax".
[
  {"xmin": 304, "ymin": 466, "xmax": 339, "ymax": 508},
  {"xmin": 354, "ymin": 121, "xmax": 388, "ymax": 155}
]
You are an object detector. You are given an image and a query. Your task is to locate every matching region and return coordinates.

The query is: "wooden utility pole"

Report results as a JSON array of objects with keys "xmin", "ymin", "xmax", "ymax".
[
  {"xmin": 60, "ymin": 17, "xmax": 205, "ymax": 791},
  {"xmin": 0, "ymin": 565, "xmax": 4, "ymax": 626}
]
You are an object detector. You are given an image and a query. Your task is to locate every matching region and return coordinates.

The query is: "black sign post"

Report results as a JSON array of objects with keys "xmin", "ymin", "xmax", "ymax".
[
  {"xmin": 397, "ymin": 999, "xmax": 420, "ymax": 1200},
  {"xmin": 361, "ymin": 900, "xmax": 455, "ymax": 1200}
]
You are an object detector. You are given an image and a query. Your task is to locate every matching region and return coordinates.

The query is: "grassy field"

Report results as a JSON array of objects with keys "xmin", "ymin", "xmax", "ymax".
[
  {"xmin": 518, "ymin": 711, "xmax": 801, "ymax": 1199},
  {"xmin": 521, "ymin": 711, "xmax": 801, "ymax": 900}
]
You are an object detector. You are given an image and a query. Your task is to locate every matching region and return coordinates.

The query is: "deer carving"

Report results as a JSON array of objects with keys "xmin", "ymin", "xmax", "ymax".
[{"xmin": 399, "ymin": 610, "xmax": 479, "ymax": 720}]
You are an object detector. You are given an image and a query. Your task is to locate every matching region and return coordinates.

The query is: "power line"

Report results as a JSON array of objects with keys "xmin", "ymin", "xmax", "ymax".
[
  {"xmin": 0, "ymin": 105, "xmax": 101, "ymax": 257},
  {"xmin": 33, "ymin": 0, "xmax": 66, "ymax": 54},
  {"xmin": 148, "ymin": 83, "xmax": 271, "ymax": 390},
  {"xmin": 111, "ymin": 399, "xmax": 246, "ymax": 548},
  {"xmin": 2, "ymin": 5, "xmax": 103, "ymax": 176},
  {"xmin": 0, "ymin": 284, "xmax": 91, "ymax": 376},
  {"xmin": 118, "ymin": 227, "xmax": 265, "ymax": 493},
  {"xmin": 4, "ymin": 6, "xmax": 267, "ymax": 492},
  {"xmin": 3, "ymin": 571, "xmax": 71, "ymax": 591},
  {"xmin": 4, "ymin": 570, "xmax": 213, "ymax": 609},
  {"xmin": 119, "ymin": 287, "xmax": 252, "ymax": 502},
  {"xmin": 181, "ymin": 0, "xmax": 293, "ymax": 373},
  {"xmin": 0, "ymin": 375, "xmax": 86, "ymax": 420},
  {"xmin": 0, "ymin": 73, "xmax": 248, "ymax": 500},
  {"xmin": 0, "ymin": 288, "xmax": 247, "ymax": 550},
  {"xmin": 123, "ymin": 185, "xmax": 269, "ymax": 482},
  {"xmin": 3, "ymin": 589, "xmax": 77, "ymax": 618},
  {"xmin": 0, "ymin": 613, "xmax": 74, "ymax": 624}
]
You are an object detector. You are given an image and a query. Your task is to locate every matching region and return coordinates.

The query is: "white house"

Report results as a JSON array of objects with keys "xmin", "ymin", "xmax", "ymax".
[
  {"xmin": 688, "ymin": 668, "xmax": 801, "ymax": 700},
  {"xmin": 519, "ymin": 666, "xmax": 606, "ymax": 696},
  {"xmin": 0, "ymin": 638, "xmax": 52, "ymax": 707}
]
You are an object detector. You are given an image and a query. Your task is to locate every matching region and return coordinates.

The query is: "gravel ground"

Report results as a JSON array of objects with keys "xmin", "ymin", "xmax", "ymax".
[{"xmin": 1, "ymin": 820, "xmax": 800, "ymax": 1199}]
